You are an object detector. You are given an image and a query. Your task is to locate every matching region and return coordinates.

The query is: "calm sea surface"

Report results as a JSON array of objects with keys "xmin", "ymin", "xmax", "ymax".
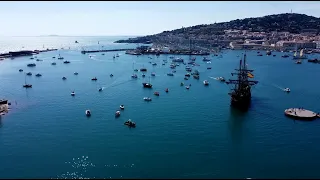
[{"xmin": 0, "ymin": 36, "xmax": 320, "ymax": 179}]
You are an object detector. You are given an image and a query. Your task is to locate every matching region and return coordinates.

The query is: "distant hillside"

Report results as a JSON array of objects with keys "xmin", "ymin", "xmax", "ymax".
[{"xmin": 115, "ymin": 13, "xmax": 320, "ymax": 44}]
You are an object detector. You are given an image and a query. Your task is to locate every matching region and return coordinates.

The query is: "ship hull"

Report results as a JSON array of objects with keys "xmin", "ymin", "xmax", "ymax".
[{"xmin": 230, "ymin": 93, "xmax": 251, "ymax": 110}]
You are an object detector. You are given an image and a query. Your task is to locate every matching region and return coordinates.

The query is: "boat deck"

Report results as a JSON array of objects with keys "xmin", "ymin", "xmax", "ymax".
[{"xmin": 284, "ymin": 108, "xmax": 318, "ymax": 120}]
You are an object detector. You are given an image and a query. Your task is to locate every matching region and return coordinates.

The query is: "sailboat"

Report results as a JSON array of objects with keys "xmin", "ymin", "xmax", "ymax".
[
  {"xmin": 23, "ymin": 73, "xmax": 32, "ymax": 88},
  {"xmin": 293, "ymin": 49, "xmax": 307, "ymax": 60},
  {"xmin": 58, "ymin": 53, "xmax": 64, "ymax": 60},
  {"xmin": 131, "ymin": 62, "xmax": 138, "ymax": 78},
  {"xmin": 142, "ymin": 76, "xmax": 152, "ymax": 88}
]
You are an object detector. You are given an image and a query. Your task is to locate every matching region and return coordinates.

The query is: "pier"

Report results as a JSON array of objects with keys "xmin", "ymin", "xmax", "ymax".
[
  {"xmin": 284, "ymin": 108, "xmax": 319, "ymax": 120},
  {"xmin": 81, "ymin": 49, "xmax": 135, "ymax": 54}
]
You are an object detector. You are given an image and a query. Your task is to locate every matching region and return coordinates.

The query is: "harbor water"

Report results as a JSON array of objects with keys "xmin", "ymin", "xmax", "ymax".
[{"xmin": 0, "ymin": 36, "xmax": 320, "ymax": 178}]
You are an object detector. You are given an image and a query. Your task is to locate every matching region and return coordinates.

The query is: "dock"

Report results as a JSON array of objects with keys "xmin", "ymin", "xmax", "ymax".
[
  {"xmin": 81, "ymin": 49, "xmax": 135, "ymax": 54},
  {"xmin": 284, "ymin": 108, "xmax": 319, "ymax": 120}
]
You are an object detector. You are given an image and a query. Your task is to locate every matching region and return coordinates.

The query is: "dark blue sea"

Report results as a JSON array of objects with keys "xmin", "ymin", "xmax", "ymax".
[{"xmin": 0, "ymin": 36, "xmax": 320, "ymax": 179}]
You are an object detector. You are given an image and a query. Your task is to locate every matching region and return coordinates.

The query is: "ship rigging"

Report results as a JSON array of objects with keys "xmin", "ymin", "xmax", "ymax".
[{"xmin": 226, "ymin": 53, "xmax": 258, "ymax": 109}]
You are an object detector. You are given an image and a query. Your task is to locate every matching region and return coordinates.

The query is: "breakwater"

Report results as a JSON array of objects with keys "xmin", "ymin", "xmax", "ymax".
[
  {"xmin": 0, "ymin": 49, "xmax": 58, "ymax": 58},
  {"xmin": 81, "ymin": 49, "xmax": 135, "ymax": 54}
]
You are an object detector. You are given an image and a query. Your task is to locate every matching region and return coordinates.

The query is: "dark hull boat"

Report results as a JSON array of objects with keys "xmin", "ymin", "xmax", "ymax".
[
  {"xmin": 142, "ymin": 83, "xmax": 152, "ymax": 88},
  {"xmin": 0, "ymin": 99, "xmax": 8, "ymax": 105},
  {"xmin": 226, "ymin": 53, "xmax": 258, "ymax": 110}
]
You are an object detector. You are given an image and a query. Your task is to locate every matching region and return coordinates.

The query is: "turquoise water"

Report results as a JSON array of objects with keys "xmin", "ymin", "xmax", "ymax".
[{"xmin": 1, "ymin": 36, "xmax": 320, "ymax": 179}]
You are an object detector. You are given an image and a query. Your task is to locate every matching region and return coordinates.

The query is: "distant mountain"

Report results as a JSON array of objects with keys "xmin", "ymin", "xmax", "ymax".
[{"xmin": 114, "ymin": 13, "xmax": 320, "ymax": 44}]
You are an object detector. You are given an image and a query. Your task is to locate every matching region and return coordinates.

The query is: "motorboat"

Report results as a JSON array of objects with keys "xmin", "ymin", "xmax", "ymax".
[
  {"xmin": 142, "ymin": 74, "xmax": 146, "ymax": 78},
  {"xmin": 282, "ymin": 55, "xmax": 289, "ymax": 58},
  {"xmin": 124, "ymin": 119, "xmax": 136, "ymax": 127},
  {"xmin": 203, "ymin": 80, "xmax": 209, "ymax": 85},
  {"xmin": 131, "ymin": 74, "xmax": 138, "ymax": 79},
  {"xmin": 217, "ymin": 77, "xmax": 225, "ymax": 82},
  {"xmin": 115, "ymin": 111, "xmax": 121, "ymax": 117},
  {"xmin": 74, "ymin": 72, "xmax": 78, "ymax": 75},
  {"xmin": 151, "ymin": 72, "xmax": 156, "ymax": 76},
  {"xmin": 27, "ymin": 63, "xmax": 36, "ymax": 67},
  {"xmin": 35, "ymin": 73, "xmax": 42, "ymax": 77},
  {"xmin": 116, "ymin": 54, "xmax": 119, "ymax": 57},
  {"xmin": 91, "ymin": 77, "xmax": 97, "ymax": 81},
  {"xmin": 193, "ymin": 75, "xmax": 200, "ymax": 79},
  {"xmin": 180, "ymin": 82, "xmax": 184, "ymax": 86},
  {"xmin": 19, "ymin": 69, "xmax": 23, "ymax": 72},
  {"xmin": 296, "ymin": 60, "xmax": 302, "ymax": 64},
  {"xmin": 0, "ymin": 99, "xmax": 8, "ymax": 105},
  {"xmin": 165, "ymin": 88, "xmax": 169, "ymax": 93},
  {"xmin": 102, "ymin": 53, "xmax": 105, "ymax": 55},
  {"xmin": 62, "ymin": 77, "xmax": 67, "ymax": 80},
  {"xmin": 185, "ymin": 73, "xmax": 191, "ymax": 77},
  {"xmin": 142, "ymin": 83, "xmax": 152, "ymax": 88},
  {"xmin": 257, "ymin": 54, "xmax": 263, "ymax": 56},
  {"xmin": 63, "ymin": 61, "xmax": 70, "ymax": 64},
  {"xmin": 152, "ymin": 62, "xmax": 157, "ymax": 66},
  {"xmin": 207, "ymin": 67, "xmax": 212, "ymax": 69},
  {"xmin": 85, "ymin": 110, "xmax": 91, "ymax": 116},
  {"xmin": 203, "ymin": 57, "xmax": 211, "ymax": 61},
  {"xmin": 30, "ymin": 57, "xmax": 34, "ymax": 60},
  {"xmin": 120, "ymin": 105, "xmax": 124, "ymax": 110},
  {"xmin": 283, "ymin": 88, "xmax": 291, "ymax": 92},
  {"xmin": 36, "ymin": 59, "xmax": 43, "ymax": 61},
  {"xmin": 51, "ymin": 62, "xmax": 56, "ymax": 65},
  {"xmin": 52, "ymin": 56, "xmax": 56, "ymax": 59},
  {"xmin": 110, "ymin": 74, "xmax": 114, "ymax": 77},
  {"xmin": 143, "ymin": 97, "xmax": 152, "ymax": 101},
  {"xmin": 154, "ymin": 92, "xmax": 159, "ymax": 96},
  {"xmin": 167, "ymin": 73, "xmax": 174, "ymax": 76},
  {"xmin": 140, "ymin": 68, "xmax": 147, "ymax": 72},
  {"xmin": 134, "ymin": 69, "xmax": 139, "ymax": 72},
  {"xmin": 26, "ymin": 72, "xmax": 32, "ymax": 76},
  {"xmin": 186, "ymin": 86, "xmax": 190, "ymax": 89},
  {"xmin": 98, "ymin": 87, "xmax": 103, "ymax": 92},
  {"xmin": 71, "ymin": 91, "xmax": 75, "ymax": 96},
  {"xmin": 184, "ymin": 77, "xmax": 189, "ymax": 80},
  {"xmin": 207, "ymin": 61, "xmax": 211, "ymax": 64},
  {"xmin": 23, "ymin": 84, "xmax": 32, "ymax": 88}
]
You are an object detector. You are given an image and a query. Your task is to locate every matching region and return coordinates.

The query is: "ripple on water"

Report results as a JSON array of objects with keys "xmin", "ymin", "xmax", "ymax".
[{"xmin": 54, "ymin": 156, "xmax": 136, "ymax": 179}]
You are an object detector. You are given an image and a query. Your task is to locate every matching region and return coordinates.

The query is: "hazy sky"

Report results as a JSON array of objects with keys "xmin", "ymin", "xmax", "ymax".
[{"xmin": 1, "ymin": 1, "xmax": 320, "ymax": 36}]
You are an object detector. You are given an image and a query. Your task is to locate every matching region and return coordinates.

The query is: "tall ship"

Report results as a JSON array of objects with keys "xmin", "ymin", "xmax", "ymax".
[{"xmin": 226, "ymin": 53, "xmax": 258, "ymax": 109}]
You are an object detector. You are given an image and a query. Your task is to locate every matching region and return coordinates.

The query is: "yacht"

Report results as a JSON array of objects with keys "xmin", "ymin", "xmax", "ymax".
[
  {"xmin": 140, "ymin": 68, "xmax": 147, "ymax": 72},
  {"xmin": 19, "ymin": 69, "xmax": 23, "ymax": 72},
  {"xmin": 74, "ymin": 72, "xmax": 78, "ymax": 75},
  {"xmin": 203, "ymin": 80, "xmax": 209, "ymax": 85},
  {"xmin": 35, "ymin": 73, "xmax": 42, "ymax": 77},
  {"xmin": 110, "ymin": 74, "xmax": 114, "ymax": 77},
  {"xmin": 154, "ymin": 92, "xmax": 160, "ymax": 96},
  {"xmin": 85, "ymin": 110, "xmax": 91, "ymax": 116},
  {"xmin": 23, "ymin": 84, "xmax": 32, "ymax": 88},
  {"xmin": 186, "ymin": 86, "xmax": 190, "ymax": 89},
  {"xmin": 71, "ymin": 91, "xmax": 75, "ymax": 96},
  {"xmin": 51, "ymin": 62, "xmax": 56, "ymax": 65},
  {"xmin": 120, "ymin": 105, "xmax": 125, "ymax": 110},
  {"xmin": 151, "ymin": 72, "xmax": 156, "ymax": 76},
  {"xmin": 26, "ymin": 72, "xmax": 32, "ymax": 76},
  {"xmin": 63, "ymin": 61, "xmax": 70, "ymax": 64},
  {"xmin": 62, "ymin": 77, "xmax": 67, "ymax": 80},
  {"xmin": 91, "ymin": 77, "xmax": 97, "ymax": 81}
]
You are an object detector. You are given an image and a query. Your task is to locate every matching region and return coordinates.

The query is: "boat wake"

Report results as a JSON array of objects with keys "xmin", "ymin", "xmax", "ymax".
[
  {"xmin": 272, "ymin": 84, "xmax": 284, "ymax": 90},
  {"xmin": 209, "ymin": 76, "xmax": 220, "ymax": 80}
]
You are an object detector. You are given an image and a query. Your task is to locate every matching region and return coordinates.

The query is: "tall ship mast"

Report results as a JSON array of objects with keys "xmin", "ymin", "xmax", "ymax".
[{"xmin": 226, "ymin": 53, "xmax": 258, "ymax": 109}]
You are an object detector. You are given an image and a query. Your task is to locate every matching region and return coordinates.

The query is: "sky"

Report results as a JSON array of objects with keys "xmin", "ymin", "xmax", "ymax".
[{"xmin": 1, "ymin": 1, "xmax": 320, "ymax": 36}]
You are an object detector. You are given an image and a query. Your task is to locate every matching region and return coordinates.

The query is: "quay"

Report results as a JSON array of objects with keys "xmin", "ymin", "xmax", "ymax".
[
  {"xmin": 284, "ymin": 108, "xmax": 319, "ymax": 120},
  {"xmin": 81, "ymin": 49, "xmax": 135, "ymax": 54}
]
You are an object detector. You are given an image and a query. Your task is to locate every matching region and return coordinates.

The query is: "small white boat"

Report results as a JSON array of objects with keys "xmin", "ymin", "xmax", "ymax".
[
  {"xmin": 120, "ymin": 105, "xmax": 124, "ymax": 110},
  {"xmin": 143, "ymin": 97, "xmax": 152, "ymax": 101},
  {"xmin": 71, "ymin": 91, "xmax": 75, "ymax": 96},
  {"xmin": 217, "ymin": 77, "xmax": 225, "ymax": 82},
  {"xmin": 283, "ymin": 88, "xmax": 290, "ymax": 92},
  {"xmin": 203, "ymin": 80, "xmax": 209, "ymax": 85},
  {"xmin": 115, "ymin": 110, "xmax": 121, "ymax": 117},
  {"xmin": 131, "ymin": 74, "xmax": 138, "ymax": 78},
  {"xmin": 151, "ymin": 72, "xmax": 156, "ymax": 76},
  {"xmin": 207, "ymin": 61, "xmax": 211, "ymax": 64},
  {"xmin": 85, "ymin": 110, "xmax": 91, "ymax": 116},
  {"xmin": 186, "ymin": 86, "xmax": 190, "ymax": 89}
]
